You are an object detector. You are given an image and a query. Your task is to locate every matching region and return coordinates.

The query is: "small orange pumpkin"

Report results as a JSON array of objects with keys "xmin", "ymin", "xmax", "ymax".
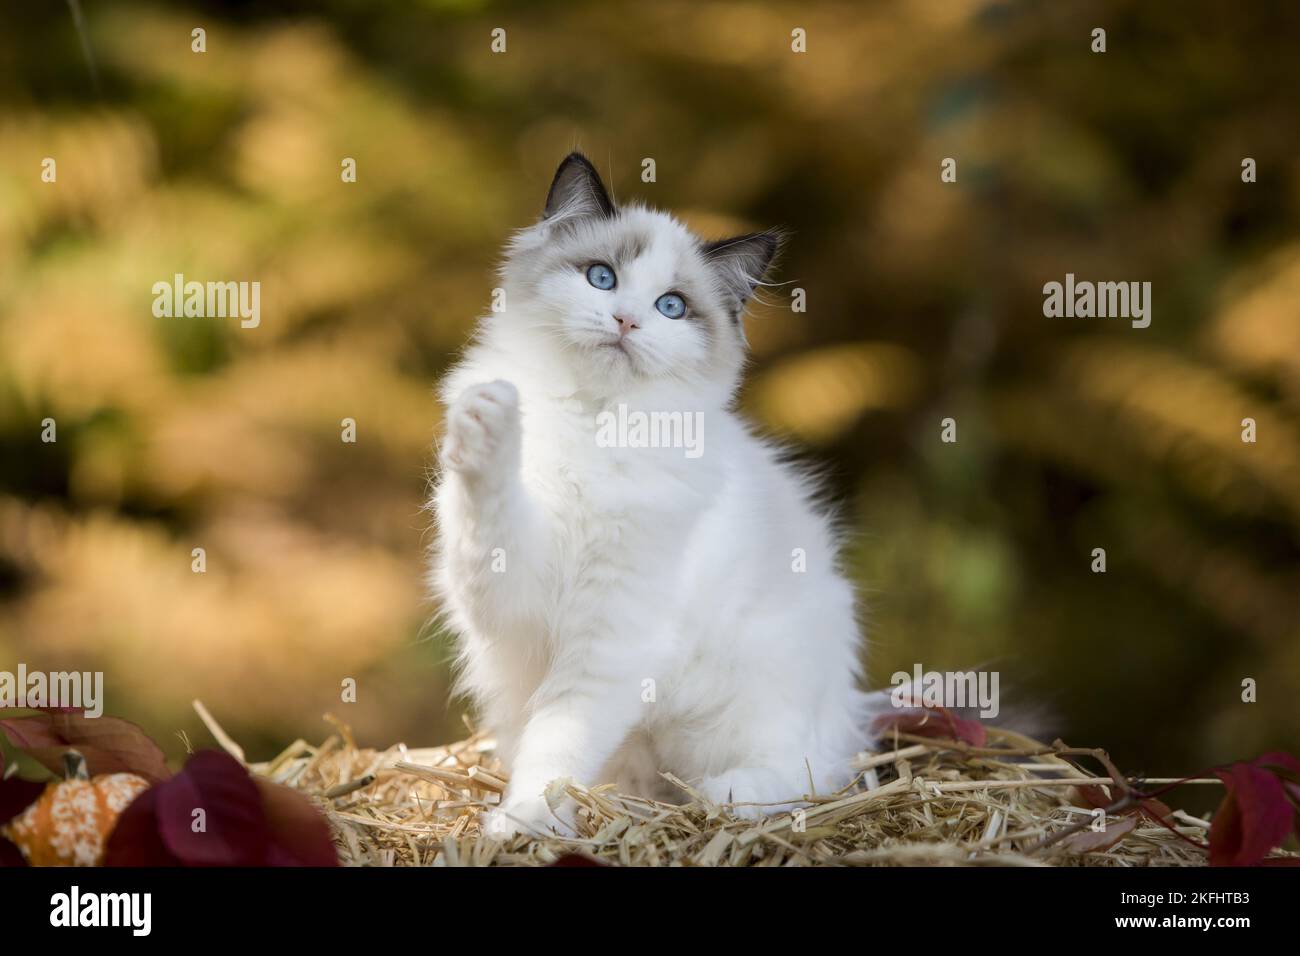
[{"xmin": 1, "ymin": 752, "xmax": 149, "ymax": 866}]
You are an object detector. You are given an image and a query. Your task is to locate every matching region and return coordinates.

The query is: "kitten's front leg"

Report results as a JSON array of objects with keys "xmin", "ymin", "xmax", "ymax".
[
  {"xmin": 482, "ymin": 659, "xmax": 647, "ymax": 839},
  {"xmin": 437, "ymin": 380, "xmax": 549, "ymax": 629}
]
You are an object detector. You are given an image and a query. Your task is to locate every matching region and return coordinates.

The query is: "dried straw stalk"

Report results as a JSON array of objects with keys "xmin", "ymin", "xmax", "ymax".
[{"xmin": 216, "ymin": 709, "xmax": 1290, "ymax": 867}]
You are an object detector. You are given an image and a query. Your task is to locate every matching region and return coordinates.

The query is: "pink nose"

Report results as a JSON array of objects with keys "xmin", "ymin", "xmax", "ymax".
[{"xmin": 615, "ymin": 314, "xmax": 639, "ymax": 334}]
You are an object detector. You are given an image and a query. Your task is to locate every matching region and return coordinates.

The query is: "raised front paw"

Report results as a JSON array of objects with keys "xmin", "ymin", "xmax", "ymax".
[{"xmin": 442, "ymin": 380, "xmax": 521, "ymax": 479}]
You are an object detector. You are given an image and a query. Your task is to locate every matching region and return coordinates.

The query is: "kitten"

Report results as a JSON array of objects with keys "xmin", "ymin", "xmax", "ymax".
[{"xmin": 431, "ymin": 153, "xmax": 872, "ymax": 838}]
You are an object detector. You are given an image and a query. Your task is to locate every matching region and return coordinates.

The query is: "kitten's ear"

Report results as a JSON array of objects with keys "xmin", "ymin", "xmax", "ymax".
[
  {"xmin": 543, "ymin": 152, "xmax": 615, "ymax": 221},
  {"xmin": 701, "ymin": 230, "xmax": 782, "ymax": 317}
]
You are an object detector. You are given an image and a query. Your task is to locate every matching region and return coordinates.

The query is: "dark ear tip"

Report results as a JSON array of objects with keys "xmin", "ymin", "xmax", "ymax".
[
  {"xmin": 543, "ymin": 151, "xmax": 614, "ymax": 219},
  {"xmin": 549, "ymin": 152, "xmax": 591, "ymax": 186},
  {"xmin": 558, "ymin": 151, "xmax": 594, "ymax": 169},
  {"xmin": 553, "ymin": 152, "xmax": 601, "ymax": 185}
]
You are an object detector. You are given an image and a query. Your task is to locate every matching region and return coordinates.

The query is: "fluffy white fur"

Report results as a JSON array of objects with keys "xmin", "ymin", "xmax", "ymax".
[{"xmin": 430, "ymin": 154, "xmax": 872, "ymax": 838}]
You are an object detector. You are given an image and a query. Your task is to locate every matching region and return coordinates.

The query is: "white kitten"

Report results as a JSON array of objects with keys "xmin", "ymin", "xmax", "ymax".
[{"xmin": 430, "ymin": 153, "xmax": 872, "ymax": 838}]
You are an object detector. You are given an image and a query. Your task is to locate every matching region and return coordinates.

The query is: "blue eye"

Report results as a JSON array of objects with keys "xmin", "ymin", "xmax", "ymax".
[
  {"xmin": 655, "ymin": 293, "xmax": 687, "ymax": 319},
  {"xmin": 586, "ymin": 263, "xmax": 616, "ymax": 290}
]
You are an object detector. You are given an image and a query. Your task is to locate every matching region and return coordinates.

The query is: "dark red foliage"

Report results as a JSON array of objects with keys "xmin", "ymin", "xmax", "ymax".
[
  {"xmin": 0, "ymin": 777, "xmax": 46, "ymax": 867},
  {"xmin": 104, "ymin": 750, "xmax": 338, "ymax": 867},
  {"xmin": 1208, "ymin": 752, "xmax": 1300, "ymax": 867},
  {"xmin": 0, "ymin": 712, "xmax": 170, "ymax": 783},
  {"xmin": 1, "ymin": 710, "xmax": 337, "ymax": 867},
  {"xmin": 1073, "ymin": 781, "xmax": 1174, "ymax": 824},
  {"xmin": 871, "ymin": 705, "xmax": 988, "ymax": 748},
  {"xmin": 547, "ymin": 853, "xmax": 608, "ymax": 866}
]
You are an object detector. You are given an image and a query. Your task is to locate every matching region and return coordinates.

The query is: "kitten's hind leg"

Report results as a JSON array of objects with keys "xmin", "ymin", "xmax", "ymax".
[{"xmin": 601, "ymin": 730, "xmax": 680, "ymax": 803}]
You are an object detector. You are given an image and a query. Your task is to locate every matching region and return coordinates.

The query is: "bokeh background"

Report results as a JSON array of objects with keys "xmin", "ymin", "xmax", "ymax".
[{"xmin": 2, "ymin": 1, "xmax": 1298, "ymax": 805}]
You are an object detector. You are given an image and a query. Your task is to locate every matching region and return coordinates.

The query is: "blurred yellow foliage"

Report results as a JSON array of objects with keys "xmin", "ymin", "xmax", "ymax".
[{"xmin": 1, "ymin": 1, "xmax": 1297, "ymax": 774}]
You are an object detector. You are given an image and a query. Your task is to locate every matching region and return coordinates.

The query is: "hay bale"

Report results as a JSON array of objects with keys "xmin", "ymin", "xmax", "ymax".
[{"xmin": 246, "ymin": 718, "xmax": 1250, "ymax": 867}]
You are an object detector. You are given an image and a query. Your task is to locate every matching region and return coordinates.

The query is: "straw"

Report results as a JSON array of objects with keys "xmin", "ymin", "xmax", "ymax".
[{"xmin": 208, "ymin": 708, "xmax": 1297, "ymax": 867}]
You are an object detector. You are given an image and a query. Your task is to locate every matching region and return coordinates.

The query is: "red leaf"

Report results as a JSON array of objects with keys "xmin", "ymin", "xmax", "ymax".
[
  {"xmin": 155, "ymin": 751, "xmax": 269, "ymax": 866},
  {"xmin": 253, "ymin": 778, "xmax": 339, "ymax": 867},
  {"xmin": 104, "ymin": 750, "xmax": 338, "ymax": 867},
  {"xmin": 1136, "ymin": 797, "xmax": 1176, "ymax": 823},
  {"xmin": 0, "ymin": 777, "xmax": 46, "ymax": 828},
  {"xmin": 1253, "ymin": 752, "xmax": 1300, "ymax": 841},
  {"xmin": 1061, "ymin": 814, "xmax": 1137, "ymax": 854},
  {"xmin": 1209, "ymin": 762, "xmax": 1294, "ymax": 866},
  {"xmin": 1257, "ymin": 752, "xmax": 1300, "ymax": 779},
  {"xmin": 0, "ymin": 837, "xmax": 26, "ymax": 867},
  {"xmin": 871, "ymin": 705, "xmax": 987, "ymax": 747},
  {"xmin": 1070, "ymin": 783, "xmax": 1114, "ymax": 809},
  {"xmin": 1070, "ymin": 783, "xmax": 1173, "ymax": 823},
  {"xmin": 547, "ymin": 853, "xmax": 608, "ymax": 866},
  {"xmin": 103, "ymin": 788, "xmax": 180, "ymax": 866},
  {"xmin": 0, "ymin": 713, "xmax": 170, "ymax": 783},
  {"xmin": 0, "ymin": 774, "xmax": 42, "ymax": 867}
]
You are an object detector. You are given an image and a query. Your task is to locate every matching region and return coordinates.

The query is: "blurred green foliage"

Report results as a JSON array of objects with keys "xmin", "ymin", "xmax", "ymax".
[{"xmin": 1, "ymin": 2, "xmax": 1298, "ymax": 800}]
